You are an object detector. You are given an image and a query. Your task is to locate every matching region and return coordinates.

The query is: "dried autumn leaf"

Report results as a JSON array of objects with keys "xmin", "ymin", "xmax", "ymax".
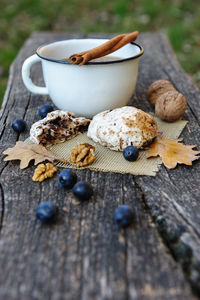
[
  {"xmin": 147, "ymin": 135, "xmax": 200, "ymax": 169},
  {"xmin": 2, "ymin": 141, "xmax": 66, "ymax": 169}
]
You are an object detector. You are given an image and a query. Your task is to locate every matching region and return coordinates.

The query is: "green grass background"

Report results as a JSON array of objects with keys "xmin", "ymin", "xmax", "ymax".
[{"xmin": 0, "ymin": 0, "xmax": 200, "ymax": 103}]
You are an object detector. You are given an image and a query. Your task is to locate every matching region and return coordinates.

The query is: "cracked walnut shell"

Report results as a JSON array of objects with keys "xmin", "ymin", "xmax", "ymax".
[
  {"xmin": 32, "ymin": 163, "xmax": 57, "ymax": 182},
  {"xmin": 70, "ymin": 143, "xmax": 95, "ymax": 167}
]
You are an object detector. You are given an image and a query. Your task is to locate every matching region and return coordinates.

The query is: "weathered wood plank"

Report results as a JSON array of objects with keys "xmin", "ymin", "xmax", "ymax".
[
  {"xmin": 131, "ymin": 33, "xmax": 200, "ymax": 293},
  {"xmin": 0, "ymin": 169, "xmax": 194, "ymax": 300},
  {"xmin": 0, "ymin": 32, "xmax": 199, "ymax": 300}
]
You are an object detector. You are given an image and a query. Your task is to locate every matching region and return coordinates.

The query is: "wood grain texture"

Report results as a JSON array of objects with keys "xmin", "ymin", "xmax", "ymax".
[{"xmin": 0, "ymin": 32, "xmax": 199, "ymax": 300}]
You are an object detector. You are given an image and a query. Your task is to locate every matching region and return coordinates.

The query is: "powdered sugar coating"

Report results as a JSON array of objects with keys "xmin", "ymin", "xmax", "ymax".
[
  {"xmin": 30, "ymin": 110, "xmax": 90, "ymax": 145},
  {"xmin": 87, "ymin": 106, "xmax": 158, "ymax": 151}
]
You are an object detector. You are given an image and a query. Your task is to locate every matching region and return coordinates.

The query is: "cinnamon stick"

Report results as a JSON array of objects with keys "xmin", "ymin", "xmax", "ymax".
[{"xmin": 68, "ymin": 31, "xmax": 138, "ymax": 66}]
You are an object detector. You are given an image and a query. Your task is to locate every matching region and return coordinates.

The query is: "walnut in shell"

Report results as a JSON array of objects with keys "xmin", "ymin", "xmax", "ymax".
[
  {"xmin": 70, "ymin": 143, "xmax": 95, "ymax": 167},
  {"xmin": 147, "ymin": 80, "xmax": 176, "ymax": 105},
  {"xmin": 87, "ymin": 106, "xmax": 158, "ymax": 151},
  {"xmin": 155, "ymin": 91, "xmax": 187, "ymax": 122},
  {"xmin": 30, "ymin": 110, "xmax": 90, "ymax": 146}
]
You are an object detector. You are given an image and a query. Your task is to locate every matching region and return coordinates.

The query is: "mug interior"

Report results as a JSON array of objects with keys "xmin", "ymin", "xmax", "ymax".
[{"xmin": 37, "ymin": 39, "xmax": 143, "ymax": 64}]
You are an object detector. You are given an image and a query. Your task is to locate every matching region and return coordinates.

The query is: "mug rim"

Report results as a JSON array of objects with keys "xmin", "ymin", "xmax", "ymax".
[{"xmin": 36, "ymin": 38, "xmax": 144, "ymax": 65}]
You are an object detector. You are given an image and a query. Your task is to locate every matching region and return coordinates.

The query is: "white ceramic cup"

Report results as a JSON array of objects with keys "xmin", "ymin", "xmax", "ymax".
[{"xmin": 22, "ymin": 38, "xmax": 144, "ymax": 118}]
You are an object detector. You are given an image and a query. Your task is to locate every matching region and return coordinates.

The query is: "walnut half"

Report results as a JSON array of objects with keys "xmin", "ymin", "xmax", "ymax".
[
  {"xmin": 70, "ymin": 143, "xmax": 95, "ymax": 167},
  {"xmin": 32, "ymin": 163, "xmax": 57, "ymax": 182}
]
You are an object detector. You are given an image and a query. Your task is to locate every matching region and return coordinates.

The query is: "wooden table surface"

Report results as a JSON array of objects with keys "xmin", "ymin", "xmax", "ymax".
[{"xmin": 0, "ymin": 32, "xmax": 200, "ymax": 300}]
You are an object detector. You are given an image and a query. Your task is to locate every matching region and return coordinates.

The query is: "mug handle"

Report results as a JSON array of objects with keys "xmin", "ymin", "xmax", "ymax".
[{"xmin": 22, "ymin": 54, "xmax": 48, "ymax": 95}]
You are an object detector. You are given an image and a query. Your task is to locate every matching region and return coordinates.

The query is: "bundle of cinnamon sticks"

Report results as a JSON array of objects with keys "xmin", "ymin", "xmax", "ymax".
[{"xmin": 67, "ymin": 31, "xmax": 138, "ymax": 66}]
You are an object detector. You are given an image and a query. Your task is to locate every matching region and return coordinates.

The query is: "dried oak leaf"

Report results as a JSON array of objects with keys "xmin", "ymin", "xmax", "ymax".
[
  {"xmin": 2, "ymin": 141, "xmax": 66, "ymax": 169},
  {"xmin": 147, "ymin": 135, "xmax": 200, "ymax": 169}
]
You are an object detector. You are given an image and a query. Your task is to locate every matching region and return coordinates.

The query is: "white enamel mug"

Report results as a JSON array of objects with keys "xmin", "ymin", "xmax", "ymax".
[{"xmin": 22, "ymin": 38, "xmax": 144, "ymax": 118}]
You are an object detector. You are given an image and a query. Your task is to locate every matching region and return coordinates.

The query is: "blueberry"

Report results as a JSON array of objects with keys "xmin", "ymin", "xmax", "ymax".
[
  {"xmin": 114, "ymin": 205, "xmax": 134, "ymax": 228},
  {"xmin": 172, "ymin": 242, "xmax": 192, "ymax": 263},
  {"xmin": 36, "ymin": 202, "xmax": 58, "ymax": 223},
  {"xmin": 38, "ymin": 104, "xmax": 54, "ymax": 118},
  {"xmin": 58, "ymin": 169, "xmax": 77, "ymax": 189},
  {"xmin": 12, "ymin": 119, "xmax": 26, "ymax": 133},
  {"xmin": 73, "ymin": 181, "xmax": 93, "ymax": 201},
  {"xmin": 123, "ymin": 146, "xmax": 139, "ymax": 161}
]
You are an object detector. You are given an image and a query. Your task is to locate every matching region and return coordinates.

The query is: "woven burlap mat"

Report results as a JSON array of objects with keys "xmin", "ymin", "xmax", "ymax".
[{"xmin": 26, "ymin": 116, "xmax": 187, "ymax": 176}]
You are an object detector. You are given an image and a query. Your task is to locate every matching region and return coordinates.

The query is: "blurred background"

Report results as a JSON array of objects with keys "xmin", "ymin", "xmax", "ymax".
[{"xmin": 0, "ymin": 0, "xmax": 200, "ymax": 104}]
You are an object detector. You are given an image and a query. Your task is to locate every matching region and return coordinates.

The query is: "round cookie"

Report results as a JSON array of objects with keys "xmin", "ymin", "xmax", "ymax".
[{"xmin": 87, "ymin": 106, "xmax": 158, "ymax": 151}]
